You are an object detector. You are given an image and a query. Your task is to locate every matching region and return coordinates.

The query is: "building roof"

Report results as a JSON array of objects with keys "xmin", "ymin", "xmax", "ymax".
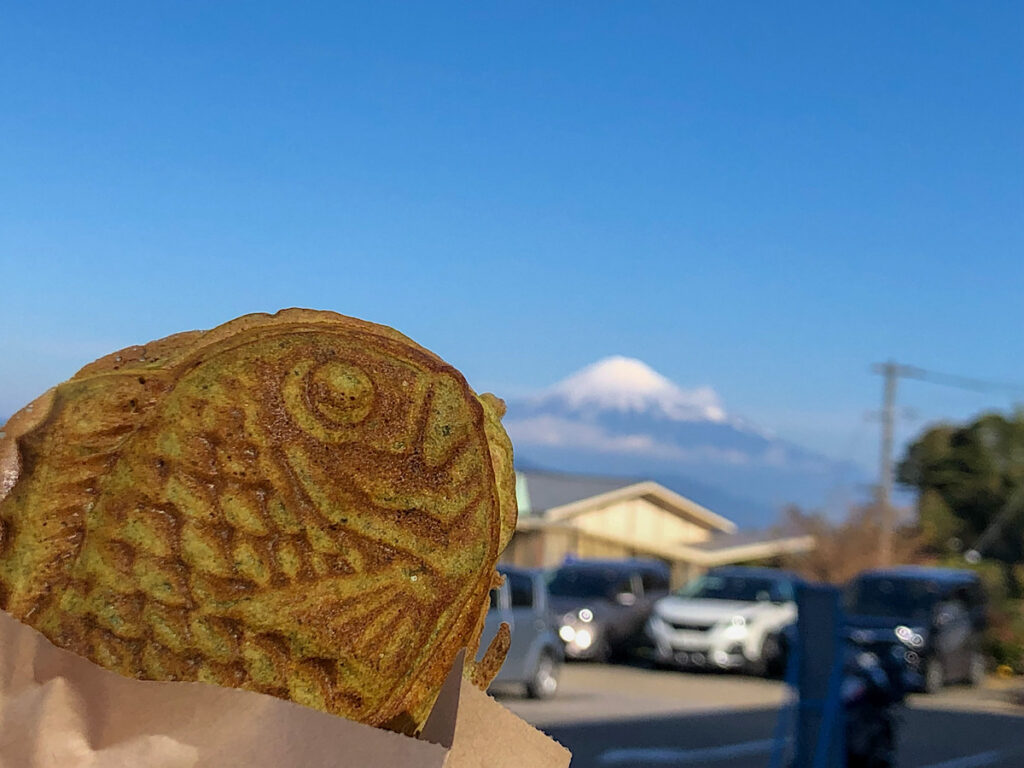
[
  {"xmin": 681, "ymin": 531, "xmax": 816, "ymax": 567},
  {"xmin": 512, "ymin": 468, "xmax": 816, "ymax": 567},
  {"xmin": 690, "ymin": 529, "xmax": 793, "ymax": 552},
  {"xmin": 516, "ymin": 469, "xmax": 736, "ymax": 534},
  {"xmin": 516, "ymin": 469, "xmax": 638, "ymax": 515}
]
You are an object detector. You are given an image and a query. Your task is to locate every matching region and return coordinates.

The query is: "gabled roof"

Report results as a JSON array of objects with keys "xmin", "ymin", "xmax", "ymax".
[
  {"xmin": 512, "ymin": 469, "xmax": 816, "ymax": 567},
  {"xmin": 518, "ymin": 520, "xmax": 815, "ymax": 568},
  {"xmin": 691, "ymin": 529, "xmax": 794, "ymax": 552},
  {"xmin": 685, "ymin": 531, "xmax": 817, "ymax": 566},
  {"xmin": 515, "ymin": 469, "xmax": 737, "ymax": 534},
  {"xmin": 516, "ymin": 469, "xmax": 637, "ymax": 515}
]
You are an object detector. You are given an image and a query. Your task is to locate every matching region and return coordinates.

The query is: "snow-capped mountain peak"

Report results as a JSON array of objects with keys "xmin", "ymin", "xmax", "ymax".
[
  {"xmin": 504, "ymin": 357, "xmax": 866, "ymax": 526},
  {"xmin": 544, "ymin": 356, "xmax": 726, "ymax": 422}
]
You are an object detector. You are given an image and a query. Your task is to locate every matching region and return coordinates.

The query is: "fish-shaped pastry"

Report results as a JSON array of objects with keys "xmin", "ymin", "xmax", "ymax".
[{"xmin": 0, "ymin": 309, "xmax": 517, "ymax": 733}]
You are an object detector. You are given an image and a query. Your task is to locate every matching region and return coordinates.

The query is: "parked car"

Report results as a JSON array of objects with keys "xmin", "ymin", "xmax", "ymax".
[
  {"xmin": 480, "ymin": 566, "xmax": 563, "ymax": 698},
  {"xmin": 646, "ymin": 566, "xmax": 801, "ymax": 676},
  {"xmin": 844, "ymin": 566, "xmax": 988, "ymax": 693},
  {"xmin": 547, "ymin": 559, "xmax": 671, "ymax": 662}
]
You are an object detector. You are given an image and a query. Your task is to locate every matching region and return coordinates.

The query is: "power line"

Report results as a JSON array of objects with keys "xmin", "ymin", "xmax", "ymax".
[{"xmin": 895, "ymin": 365, "xmax": 1024, "ymax": 397}]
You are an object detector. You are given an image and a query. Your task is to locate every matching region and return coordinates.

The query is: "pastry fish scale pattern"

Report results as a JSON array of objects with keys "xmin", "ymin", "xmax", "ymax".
[{"xmin": 0, "ymin": 317, "xmax": 504, "ymax": 730}]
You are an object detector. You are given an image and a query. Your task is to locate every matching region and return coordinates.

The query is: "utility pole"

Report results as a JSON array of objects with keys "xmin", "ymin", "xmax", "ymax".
[
  {"xmin": 872, "ymin": 361, "xmax": 911, "ymax": 566},
  {"xmin": 869, "ymin": 361, "xmax": 1024, "ymax": 566}
]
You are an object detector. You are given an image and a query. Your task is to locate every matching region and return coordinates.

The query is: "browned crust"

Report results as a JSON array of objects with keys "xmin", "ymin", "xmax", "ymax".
[
  {"xmin": 0, "ymin": 388, "xmax": 56, "ymax": 506},
  {"xmin": 0, "ymin": 309, "xmax": 515, "ymax": 732},
  {"xmin": 471, "ymin": 622, "xmax": 511, "ymax": 690}
]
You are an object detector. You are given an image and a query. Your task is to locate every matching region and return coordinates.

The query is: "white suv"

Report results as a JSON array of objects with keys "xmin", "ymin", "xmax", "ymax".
[{"xmin": 646, "ymin": 567, "xmax": 800, "ymax": 677}]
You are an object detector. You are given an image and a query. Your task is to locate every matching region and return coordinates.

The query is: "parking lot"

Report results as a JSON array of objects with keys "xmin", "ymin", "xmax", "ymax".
[{"xmin": 497, "ymin": 663, "xmax": 1024, "ymax": 768}]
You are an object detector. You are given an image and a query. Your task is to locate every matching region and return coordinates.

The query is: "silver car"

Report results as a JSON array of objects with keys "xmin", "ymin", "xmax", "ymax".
[
  {"xmin": 647, "ymin": 566, "xmax": 799, "ymax": 676},
  {"xmin": 481, "ymin": 566, "xmax": 563, "ymax": 698}
]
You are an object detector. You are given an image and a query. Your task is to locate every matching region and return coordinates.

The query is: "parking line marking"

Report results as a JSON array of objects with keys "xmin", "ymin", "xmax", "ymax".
[
  {"xmin": 598, "ymin": 738, "xmax": 778, "ymax": 765},
  {"xmin": 918, "ymin": 750, "xmax": 1015, "ymax": 768}
]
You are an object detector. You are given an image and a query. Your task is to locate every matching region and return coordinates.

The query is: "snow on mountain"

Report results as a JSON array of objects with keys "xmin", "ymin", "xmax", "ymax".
[
  {"xmin": 545, "ymin": 356, "xmax": 727, "ymax": 422},
  {"xmin": 505, "ymin": 358, "xmax": 866, "ymax": 527}
]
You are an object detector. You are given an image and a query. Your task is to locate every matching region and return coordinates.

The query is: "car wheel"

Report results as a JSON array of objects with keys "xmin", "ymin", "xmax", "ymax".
[
  {"xmin": 744, "ymin": 652, "xmax": 766, "ymax": 677},
  {"xmin": 526, "ymin": 650, "xmax": 560, "ymax": 699},
  {"xmin": 967, "ymin": 651, "xmax": 987, "ymax": 687},
  {"xmin": 589, "ymin": 638, "xmax": 613, "ymax": 664},
  {"xmin": 762, "ymin": 633, "xmax": 788, "ymax": 679},
  {"xmin": 744, "ymin": 634, "xmax": 779, "ymax": 677},
  {"xmin": 924, "ymin": 658, "xmax": 944, "ymax": 694},
  {"xmin": 608, "ymin": 642, "xmax": 631, "ymax": 665}
]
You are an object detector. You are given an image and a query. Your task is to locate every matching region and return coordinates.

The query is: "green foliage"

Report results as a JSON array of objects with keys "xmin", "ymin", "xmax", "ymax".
[
  {"xmin": 936, "ymin": 554, "xmax": 1006, "ymax": 602},
  {"xmin": 903, "ymin": 412, "xmax": 1024, "ymax": 672},
  {"xmin": 899, "ymin": 410, "xmax": 1024, "ymax": 564},
  {"xmin": 988, "ymin": 606, "xmax": 1024, "ymax": 674},
  {"xmin": 917, "ymin": 489, "xmax": 963, "ymax": 555}
]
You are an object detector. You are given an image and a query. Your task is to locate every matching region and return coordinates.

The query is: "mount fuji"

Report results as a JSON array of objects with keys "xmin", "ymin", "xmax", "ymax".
[{"xmin": 504, "ymin": 357, "xmax": 866, "ymax": 528}]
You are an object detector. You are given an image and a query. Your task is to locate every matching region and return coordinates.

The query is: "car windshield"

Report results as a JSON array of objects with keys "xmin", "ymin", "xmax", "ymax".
[
  {"xmin": 547, "ymin": 568, "xmax": 624, "ymax": 599},
  {"xmin": 844, "ymin": 577, "xmax": 941, "ymax": 621},
  {"xmin": 675, "ymin": 573, "xmax": 787, "ymax": 602}
]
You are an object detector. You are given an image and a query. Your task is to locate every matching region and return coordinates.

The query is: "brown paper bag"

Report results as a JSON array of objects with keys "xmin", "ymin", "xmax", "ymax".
[{"xmin": 0, "ymin": 610, "xmax": 570, "ymax": 767}]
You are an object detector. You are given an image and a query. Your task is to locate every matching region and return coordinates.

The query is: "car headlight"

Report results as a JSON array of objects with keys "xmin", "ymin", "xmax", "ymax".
[
  {"xmin": 559, "ymin": 625, "xmax": 576, "ymax": 643},
  {"xmin": 578, "ymin": 608, "xmax": 594, "ymax": 623},
  {"xmin": 575, "ymin": 628, "xmax": 593, "ymax": 649},
  {"xmin": 895, "ymin": 625, "xmax": 926, "ymax": 649}
]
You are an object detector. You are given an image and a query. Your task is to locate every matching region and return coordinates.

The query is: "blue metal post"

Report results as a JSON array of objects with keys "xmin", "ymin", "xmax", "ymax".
[{"xmin": 792, "ymin": 583, "xmax": 845, "ymax": 768}]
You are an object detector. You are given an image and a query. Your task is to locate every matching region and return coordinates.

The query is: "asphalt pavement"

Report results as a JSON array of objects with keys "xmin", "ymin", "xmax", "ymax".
[{"xmin": 498, "ymin": 663, "xmax": 1024, "ymax": 768}]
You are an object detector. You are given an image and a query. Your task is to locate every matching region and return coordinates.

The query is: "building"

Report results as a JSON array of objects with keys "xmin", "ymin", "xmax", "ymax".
[{"xmin": 502, "ymin": 469, "xmax": 815, "ymax": 587}]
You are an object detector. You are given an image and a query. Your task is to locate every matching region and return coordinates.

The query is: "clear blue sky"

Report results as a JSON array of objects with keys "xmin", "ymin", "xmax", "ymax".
[{"xmin": 2, "ymin": 2, "xmax": 1022, "ymax": 472}]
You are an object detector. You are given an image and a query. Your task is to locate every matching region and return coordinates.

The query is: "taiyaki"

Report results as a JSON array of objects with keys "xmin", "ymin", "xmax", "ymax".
[{"xmin": 0, "ymin": 308, "xmax": 516, "ymax": 733}]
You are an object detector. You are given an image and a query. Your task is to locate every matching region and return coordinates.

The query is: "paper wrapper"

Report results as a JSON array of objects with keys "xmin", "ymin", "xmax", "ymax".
[{"xmin": 0, "ymin": 609, "xmax": 570, "ymax": 767}]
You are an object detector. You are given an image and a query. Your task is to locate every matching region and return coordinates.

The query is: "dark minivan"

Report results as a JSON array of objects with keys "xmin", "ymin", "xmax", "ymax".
[
  {"xmin": 546, "ymin": 558, "xmax": 671, "ymax": 662},
  {"xmin": 844, "ymin": 566, "xmax": 988, "ymax": 693}
]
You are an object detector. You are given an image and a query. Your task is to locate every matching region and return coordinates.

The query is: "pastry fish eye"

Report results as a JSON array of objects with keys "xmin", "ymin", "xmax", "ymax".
[{"xmin": 306, "ymin": 361, "xmax": 375, "ymax": 426}]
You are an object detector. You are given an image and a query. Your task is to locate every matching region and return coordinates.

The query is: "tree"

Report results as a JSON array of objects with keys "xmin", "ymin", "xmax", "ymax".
[
  {"xmin": 898, "ymin": 409, "xmax": 1024, "ymax": 566},
  {"xmin": 773, "ymin": 504, "xmax": 921, "ymax": 585}
]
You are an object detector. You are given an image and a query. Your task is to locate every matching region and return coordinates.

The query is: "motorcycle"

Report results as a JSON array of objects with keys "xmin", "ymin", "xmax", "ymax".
[
  {"xmin": 773, "ymin": 601, "xmax": 910, "ymax": 768},
  {"xmin": 842, "ymin": 645, "xmax": 907, "ymax": 768}
]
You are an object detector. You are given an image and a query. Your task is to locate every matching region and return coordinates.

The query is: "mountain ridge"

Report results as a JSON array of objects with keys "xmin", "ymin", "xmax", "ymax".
[{"xmin": 505, "ymin": 357, "xmax": 866, "ymax": 528}]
